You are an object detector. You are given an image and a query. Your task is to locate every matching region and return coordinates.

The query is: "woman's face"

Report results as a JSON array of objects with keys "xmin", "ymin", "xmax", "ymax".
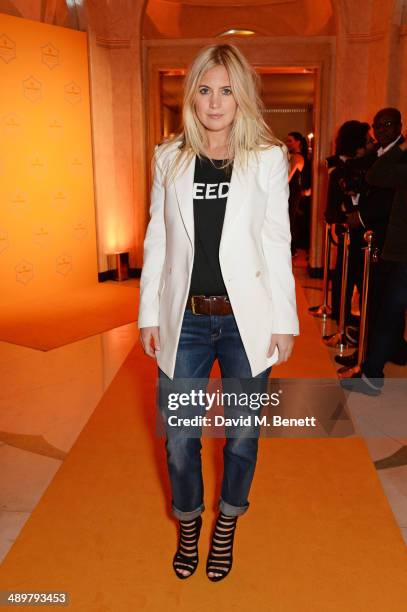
[
  {"xmin": 285, "ymin": 135, "xmax": 300, "ymax": 154},
  {"xmin": 194, "ymin": 65, "xmax": 237, "ymax": 136},
  {"xmin": 355, "ymin": 131, "xmax": 375, "ymax": 157}
]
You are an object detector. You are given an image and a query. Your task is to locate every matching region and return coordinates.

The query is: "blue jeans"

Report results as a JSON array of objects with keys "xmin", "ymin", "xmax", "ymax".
[{"xmin": 158, "ymin": 308, "xmax": 271, "ymax": 521}]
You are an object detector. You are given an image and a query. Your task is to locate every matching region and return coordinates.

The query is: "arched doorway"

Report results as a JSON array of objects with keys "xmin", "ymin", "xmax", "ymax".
[{"xmin": 141, "ymin": 0, "xmax": 336, "ymax": 270}]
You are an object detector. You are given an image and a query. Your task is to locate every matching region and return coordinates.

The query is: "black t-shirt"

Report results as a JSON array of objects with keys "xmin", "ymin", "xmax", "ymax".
[{"xmin": 189, "ymin": 155, "xmax": 233, "ymax": 296}]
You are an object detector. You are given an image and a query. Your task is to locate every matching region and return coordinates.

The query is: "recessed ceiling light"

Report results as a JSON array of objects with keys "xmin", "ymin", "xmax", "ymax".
[{"xmin": 219, "ymin": 29, "xmax": 256, "ymax": 36}]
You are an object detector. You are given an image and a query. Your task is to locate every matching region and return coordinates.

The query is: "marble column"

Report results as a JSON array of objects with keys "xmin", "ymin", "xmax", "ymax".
[{"xmin": 86, "ymin": 0, "xmax": 147, "ymax": 272}]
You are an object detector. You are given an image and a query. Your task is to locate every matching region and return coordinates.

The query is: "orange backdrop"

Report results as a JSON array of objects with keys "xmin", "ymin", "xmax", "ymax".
[{"xmin": 0, "ymin": 13, "xmax": 97, "ymax": 305}]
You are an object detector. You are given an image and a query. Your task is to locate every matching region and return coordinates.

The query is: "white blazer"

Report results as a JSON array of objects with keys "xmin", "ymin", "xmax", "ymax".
[{"xmin": 138, "ymin": 140, "xmax": 299, "ymax": 379}]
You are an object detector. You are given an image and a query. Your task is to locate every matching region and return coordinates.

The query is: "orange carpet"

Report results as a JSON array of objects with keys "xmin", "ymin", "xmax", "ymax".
[
  {"xmin": 1, "ymin": 285, "xmax": 406, "ymax": 610},
  {"xmin": 274, "ymin": 282, "xmax": 336, "ymax": 378},
  {"xmin": 1, "ymin": 342, "xmax": 406, "ymax": 610},
  {"xmin": 0, "ymin": 283, "xmax": 139, "ymax": 351}
]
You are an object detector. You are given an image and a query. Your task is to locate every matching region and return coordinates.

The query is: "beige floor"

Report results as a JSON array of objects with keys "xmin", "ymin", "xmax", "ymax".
[
  {"xmin": 0, "ymin": 321, "xmax": 138, "ymax": 562},
  {"xmin": 294, "ymin": 257, "xmax": 407, "ymax": 545},
  {"xmin": 0, "ymin": 263, "xmax": 406, "ymax": 569}
]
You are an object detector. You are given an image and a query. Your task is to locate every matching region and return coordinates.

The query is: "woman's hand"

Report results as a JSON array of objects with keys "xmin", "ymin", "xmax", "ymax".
[
  {"xmin": 140, "ymin": 326, "xmax": 161, "ymax": 358},
  {"xmin": 267, "ymin": 334, "xmax": 294, "ymax": 364}
]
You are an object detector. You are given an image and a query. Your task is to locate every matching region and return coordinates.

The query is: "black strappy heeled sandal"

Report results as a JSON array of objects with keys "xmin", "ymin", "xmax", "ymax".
[
  {"xmin": 206, "ymin": 512, "xmax": 238, "ymax": 582},
  {"xmin": 173, "ymin": 515, "xmax": 202, "ymax": 579}
]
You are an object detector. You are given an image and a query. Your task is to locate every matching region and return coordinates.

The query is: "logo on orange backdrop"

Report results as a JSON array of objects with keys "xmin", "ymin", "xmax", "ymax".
[
  {"xmin": 73, "ymin": 222, "xmax": 87, "ymax": 240},
  {"xmin": 23, "ymin": 76, "xmax": 42, "ymax": 103},
  {"xmin": 31, "ymin": 155, "xmax": 44, "ymax": 167},
  {"xmin": 0, "ymin": 229, "xmax": 9, "ymax": 254},
  {"xmin": 10, "ymin": 190, "xmax": 28, "ymax": 213},
  {"xmin": 0, "ymin": 34, "xmax": 16, "ymax": 63},
  {"xmin": 48, "ymin": 118, "xmax": 64, "ymax": 137},
  {"xmin": 52, "ymin": 190, "xmax": 68, "ymax": 210},
  {"xmin": 15, "ymin": 260, "xmax": 34, "ymax": 285},
  {"xmin": 64, "ymin": 81, "xmax": 81, "ymax": 105},
  {"xmin": 70, "ymin": 155, "xmax": 85, "ymax": 176},
  {"xmin": 33, "ymin": 226, "xmax": 50, "ymax": 247},
  {"xmin": 29, "ymin": 153, "xmax": 47, "ymax": 179},
  {"xmin": 56, "ymin": 254, "xmax": 72, "ymax": 276},
  {"xmin": 4, "ymin": 113, "xmax": 22, "ymax": 136},
  {"xmin": 49, "ymin": 119, "xmax": 63, "ymax": 129},
  {"xmin": 41, "ymin": 42, "xmax": 59, "ymax": 69}
]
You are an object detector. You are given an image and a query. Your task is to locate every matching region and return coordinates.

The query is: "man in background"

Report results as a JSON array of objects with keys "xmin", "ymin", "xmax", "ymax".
[
  {"xmin": 342, "ymin": 132, "xmax": 407, "ymax": 394},
  {"xmin": 336, "ymin": 108, "xmax": 404, "ymax": 371}
]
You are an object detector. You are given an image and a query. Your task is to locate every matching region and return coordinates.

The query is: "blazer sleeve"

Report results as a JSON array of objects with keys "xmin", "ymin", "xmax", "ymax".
[
  {"xmin": 366, "ymin": 146, "xmax": 407, "ymax": 189},
  {"xmin": 261, "ymin": 146, "xmax": 300, "ymax": 335},
  {"xmin": 137, "ymin": 146, "xmax": 166, "ymax": 328}
]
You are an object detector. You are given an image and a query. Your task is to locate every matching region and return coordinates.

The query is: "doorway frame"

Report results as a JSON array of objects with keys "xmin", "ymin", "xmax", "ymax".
[{"xmin": 142, "ymin": 36, "xmax": 336, "ymax": 270}]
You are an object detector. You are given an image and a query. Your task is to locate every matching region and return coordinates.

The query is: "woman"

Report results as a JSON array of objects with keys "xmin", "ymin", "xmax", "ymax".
[
  {"xmin": 285, "ymin": 132, "xmax": 309, "ymax": 255},
  {"xmin": 138, "ymin": 44, "xmax": 299, "ymax": 581}
]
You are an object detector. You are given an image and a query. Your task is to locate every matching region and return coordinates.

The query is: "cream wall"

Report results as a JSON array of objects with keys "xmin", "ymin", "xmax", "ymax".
[
  {"xmin": 0, "ymin": 12, "xmax": 98, "ymax": 304},
  {"xmin": 264, "ymin": 110, "xmax": 313, "ymax": 142},
  {"xmin": 85, "ymin": 0, "xmax": 147, "ymax": 272},
  {"xmin": 333, "ymin": 0, "xmax": 407, "ymax": 126}
]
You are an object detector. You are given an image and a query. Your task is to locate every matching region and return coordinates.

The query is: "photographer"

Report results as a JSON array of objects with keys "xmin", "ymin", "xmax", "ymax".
[
  {"xmin": 337, "ymin": 108, "xmax": 404, "ymax": 370},
  {"xmin": 324, "ymin": 121, "xmax": 372, "ymax": 327},
  {"xmin": 342, "ymin": 133, "xmax": 407, "ymax": 394}
]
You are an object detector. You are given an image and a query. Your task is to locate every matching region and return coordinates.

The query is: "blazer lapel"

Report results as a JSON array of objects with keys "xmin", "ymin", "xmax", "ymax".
[
  {"xmin": 219, "ymin": 161, "xmax": 248, "ymax": 254},
  {"xmin": 174, "ymin": 154, "xmax": 195, "ymax": 248}
]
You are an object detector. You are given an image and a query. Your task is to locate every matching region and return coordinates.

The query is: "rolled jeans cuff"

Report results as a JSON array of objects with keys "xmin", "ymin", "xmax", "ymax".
[
  {"xmin": 172, "ymin": 502, "xmax": 205, "ymax": 521},
  {"xmin": 219, "ymin": 497, "xmax": 249, "ymax": 517}
]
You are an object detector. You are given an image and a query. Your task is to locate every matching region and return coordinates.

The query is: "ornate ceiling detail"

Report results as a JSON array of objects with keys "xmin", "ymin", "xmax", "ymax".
[
  {"xmin": 95, "ymin": 37, "xmax": 132, "ymax": 48},
  {"xmin": 159, "ymin": 0, "xmax": 296, "ymax": 5},
  {"xmin": 346, "ymin": 30, "xmax": 384, "ymax": 43}
]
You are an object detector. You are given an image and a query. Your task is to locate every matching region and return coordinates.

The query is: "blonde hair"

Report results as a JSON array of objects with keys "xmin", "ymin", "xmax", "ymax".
[{"xmin": 159, "ymin": 44, "xmax": 282, "ymax": 182}]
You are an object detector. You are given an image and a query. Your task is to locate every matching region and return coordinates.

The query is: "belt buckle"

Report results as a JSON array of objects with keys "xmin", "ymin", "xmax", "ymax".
[{"xmin": 191, "ymin": 295, "xmax": 203, "ymax": 316}]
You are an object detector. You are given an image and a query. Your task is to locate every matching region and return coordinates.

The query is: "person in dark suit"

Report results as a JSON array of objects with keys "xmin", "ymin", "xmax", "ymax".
[
  {"xmin": 341, "ymin": 134, "xmax": 407, "ymax": 394},
  {"xmin": 346, "ymin": 108, "xmax": 404, "ymax": 250},
  {"xmin": 336, "ymin": 108, "xmax": 404, "ymax": 369}
]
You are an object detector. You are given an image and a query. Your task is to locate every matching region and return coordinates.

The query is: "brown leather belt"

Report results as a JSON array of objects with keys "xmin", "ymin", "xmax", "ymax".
[{"xmin": 186, "ymin": 295, "xmax": 233, "ymax": 316}]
